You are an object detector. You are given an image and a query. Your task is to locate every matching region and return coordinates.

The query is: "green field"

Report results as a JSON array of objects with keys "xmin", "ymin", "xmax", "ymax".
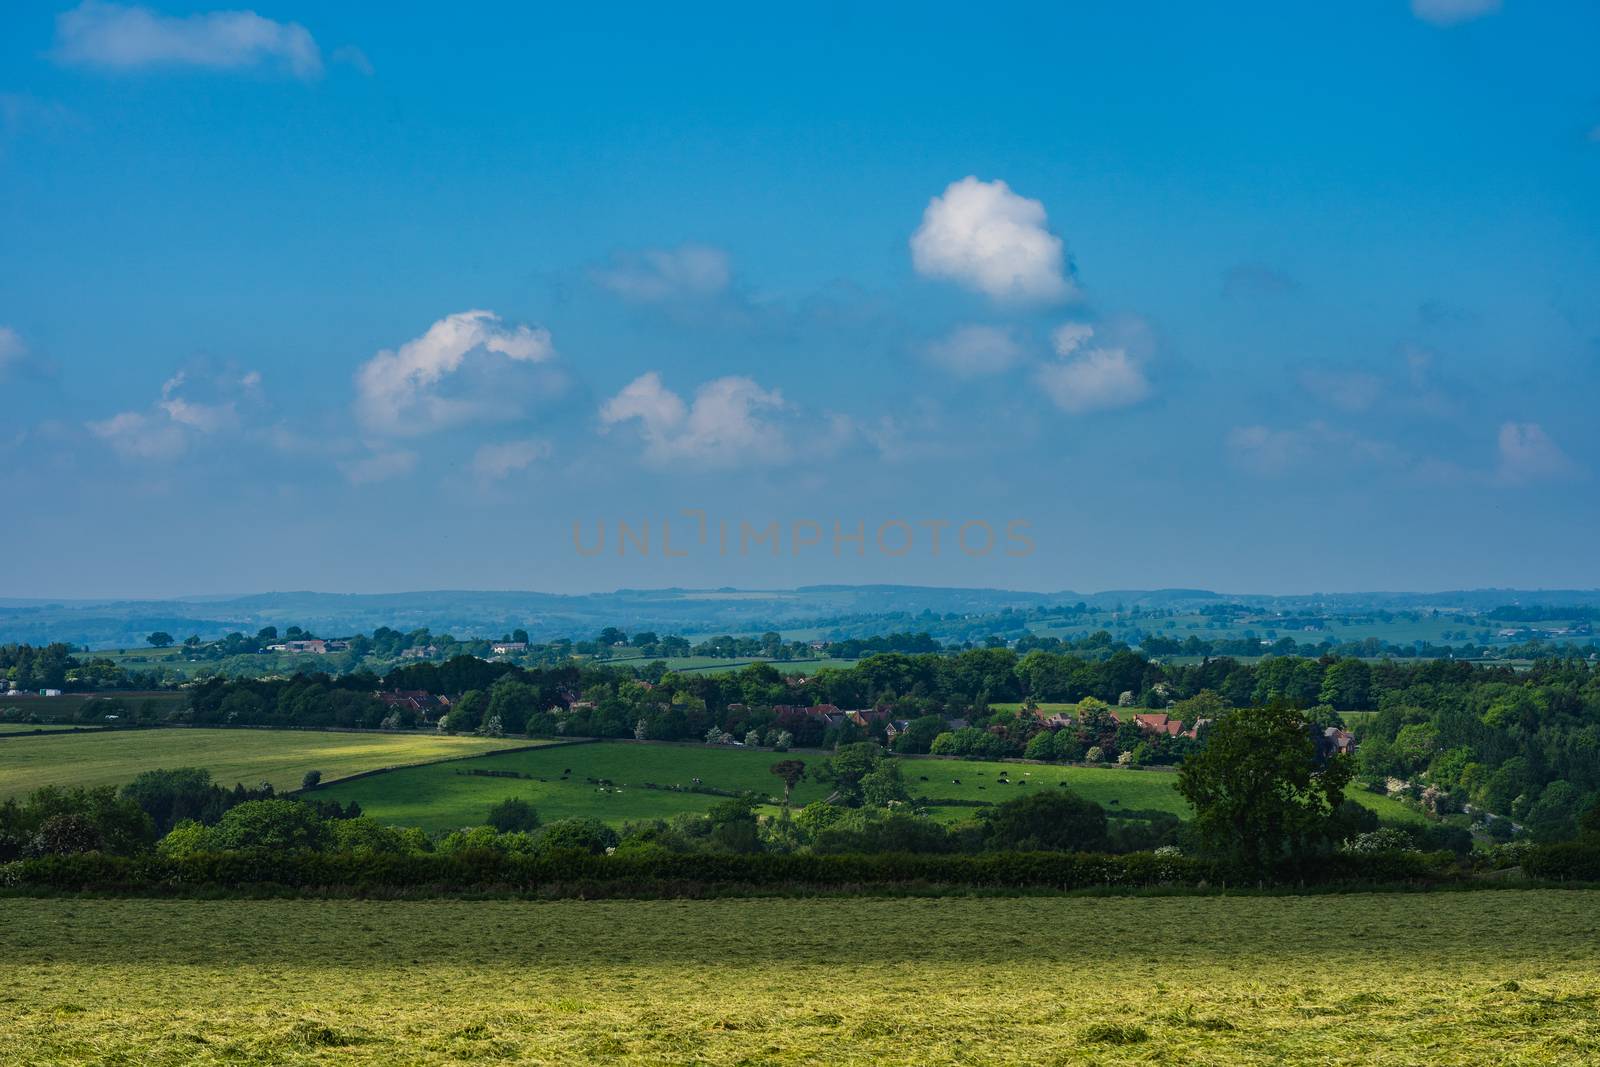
[
  {"xmin": 314, "ymin": 739, "xmax": 1428, "ymax": 831},
  {"xmin": 1, "ymin": 892, "xmax": 1596, "ymax": 1064},
  {"xmin": 314, "ymin": 741, "xmax": 835, "ymax": 831},
  {"xmin": 0, "ymin": 728, "xmax": 534, "ymax": 798}
]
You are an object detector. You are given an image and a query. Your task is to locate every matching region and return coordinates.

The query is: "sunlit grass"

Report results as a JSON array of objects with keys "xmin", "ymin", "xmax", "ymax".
[
  {"xmin": 0, "ymin": 728, "xmax": 536, "ymax": 797},
  {"xmin": 1, "ymin": 892, "xmax": 1595, "ymax": 1064}
]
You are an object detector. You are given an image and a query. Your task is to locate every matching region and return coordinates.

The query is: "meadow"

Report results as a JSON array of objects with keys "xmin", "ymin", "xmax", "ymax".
[
  {"xmin": 313, "ymin": 739, "xmax": 1426, "ymax": 831},
  {"xmin": 312, "ymin": 740, "xmax": 836, "ymax": 830},
  {"xmin": 1, "ymin": 892, "xmax": 1596, "ymax": 1065},
  {"xmin": 0, "ymin": 728, "xmax": 533, "ymax": 798}
]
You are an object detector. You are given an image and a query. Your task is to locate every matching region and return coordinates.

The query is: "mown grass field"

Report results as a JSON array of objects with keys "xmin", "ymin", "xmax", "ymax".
[
  {"xmin": 0, "ymin": 728, "xmax": 534, "ymax": 798},
  {"xmin": 315, "ymin": 739, "xmax": 1426, "ymax": 831},
  {"xmin": 1, "ymin": 892, "xmax": 1596, "ymax": 1065}
]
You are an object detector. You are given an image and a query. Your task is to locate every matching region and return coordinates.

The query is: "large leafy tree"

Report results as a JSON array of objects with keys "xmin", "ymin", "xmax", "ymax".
[{"xmin": 1177, "ymin": 701, "xmax": 1353, "ymax": 875}]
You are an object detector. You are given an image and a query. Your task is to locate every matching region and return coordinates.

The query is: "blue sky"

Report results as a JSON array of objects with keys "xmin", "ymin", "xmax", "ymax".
[{"xmin": 2, "ymin": 0, "xmax": 1597, "ymax": 598}]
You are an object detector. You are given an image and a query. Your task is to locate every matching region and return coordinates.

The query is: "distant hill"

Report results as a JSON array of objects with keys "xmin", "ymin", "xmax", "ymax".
[{"xmin": 3, "ymin": 584, "xmax": 1600, "ymax": 650}]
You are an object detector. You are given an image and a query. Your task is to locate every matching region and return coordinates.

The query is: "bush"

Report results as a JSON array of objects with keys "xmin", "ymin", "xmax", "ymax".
[
  {"xmin": 486, "ymin": 798, "xmax": 541, "ymax": 834},
  {"xmin": 536, "ymin": 818, "xmax": 619, "ymax": 855},
  {"xmin": 301, "ymin": 770, "xmax": 322, "ymax": 790},
  {"xmin": 1523, "ymin": 843, "xmax": 1600, "ymax": 882}
]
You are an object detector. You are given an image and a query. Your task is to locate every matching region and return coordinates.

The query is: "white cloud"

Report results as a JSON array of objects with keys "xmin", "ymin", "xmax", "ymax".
[
  {"xmin": 1493, "ymin": 422, "xmax": 1580, "ymax": 486},
  {"xmin": 472, "ymin": 438, "xmax": 550, "ymax": 482},
  {"xmin": 922, "ymin": 324, "xmax": 1025, "ymax": 377},
  {"xmin": 1051, "ymin": 322, "xmax": 1095, "ymax": 358},
  {"xmin": 54, "ymin": 1, "xmax": 322, "ymax": 78},
  {"xmin": 1033, "ymin": 324, "xmax": 1149, "ymax": 414},
  {"xmin": 0, "ymin": 326, "xmax": 24, "ymax": 377},
  {"xmin": 1226, "ymin": 424, "xmax": 1305, "ymax": 476},
  {"xmin": 87, "ymin": 410, "xmax": 188, "ymax": 460},
  {"xmin": 910, "ymin": 177, "xmax": 1075, "ymax": 304},
  {"xmin": 353, "ymin": 310, "xmax": 555, "ymax": 436},
  {"xmin": 1226, "ymin": 421, "xmax": 1398, "ymax": 477},
  {"xmin": 1410, "ymin": 0, "xmax": 1501, "ymax": 26},
  {"xmin": 593, "ymin": 244, "xmax": 731, "ymax": 303},
  {"xmin": 599, "ymin": 372, "xmax": 789, "ymax": 466},
  {"xmin": 86, "ymin": 366, "xmax": 255, "ymax": 461},
  {"xmin": 338, "ymin": 449, "xmax": 417, "ymax": 486}
]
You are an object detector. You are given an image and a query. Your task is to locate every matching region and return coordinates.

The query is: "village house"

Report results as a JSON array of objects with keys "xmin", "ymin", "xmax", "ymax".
[
  {"xmin": 1320, "ymin": 726, "xmax": 1357, "ymax": 758},
  {"xmin": 374, "ymin": 690, "xmax": 452, "ymax": 723},
  {"xmin": 268, "ymin": 639, "xmax": 327, "ymax": 654},
  {"xmin": 490, "ymin": 641, "xmax": 528, "ymax": 655}
]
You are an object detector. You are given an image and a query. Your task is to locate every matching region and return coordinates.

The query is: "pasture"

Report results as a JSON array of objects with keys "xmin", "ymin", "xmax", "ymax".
[
  {"xmin": 313, "ymin": 741, "xmax": 835, "ymax": 831},
  {"xmin": 0, "ymin": 728, "xmax": 533, "ymax": 798},
  {"xmin": 314, "ymin": 739, "xmax": 1426, "ymax": 830},
  {"xmin": 1, "ymin": 892, "xmax": 1596, "ymax": 1064}
]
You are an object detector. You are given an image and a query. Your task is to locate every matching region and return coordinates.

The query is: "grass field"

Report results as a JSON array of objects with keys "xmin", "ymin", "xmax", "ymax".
[
  {"xmin": 0, "ymin": 729, "xmax": 534, "ymax": 798},
  {"xmin": 314, "ymin": 739, "xmax": 1427, "ymax": 831},
  {"xmin": 1, "ymin": 892, "xmax": 1596, "ymax": 1064},
  {"xmin": 314, "ymin": 741, "xmax": 835, "ymax": 831}
]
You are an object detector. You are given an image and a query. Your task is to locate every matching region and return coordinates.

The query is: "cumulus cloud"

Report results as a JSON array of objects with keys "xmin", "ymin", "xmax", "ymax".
[
  {"xmin": 0, "ymin": 326, "xmax": 24, "ymax": 377},
  {"xmin": 1410, "ymin": 0, "xmax": 1501, "ymax": 26},
  {"xmin": 87, "ymin": 367, "xmax": 255, "ymax": 461},
  {"xmin": 910, "ymin": 177, "xmax": 1075, "ymax": 303},
  {"xmin": 1032, "ymin": 323, "xmax": 1149, "ymax": 414},
  {"xmin": 921, "ymin": 324, "xmax": 1025, "ymax": 377},
  {"xmin": 1493, "ymin": 422, "xmax": 1580, "ymax": 486},
  {"xmin": 87, "ymin": 410, "xmax": 188, "ymax": 461},
  {"xmin": 592, "ymin": 244, "xmax": 731, "ymax": 303},
  {"xmin": 599, "ymin": 372, "xmax": 789, "ymax": 466},
  {"xmin": 353, "ymin": 310, "xmax": 555, "ymax": 436},
  {"xmin": 54, "ymin": 2, "xmax": 322, "ymax": 78},
  {"xmin": 472, "ymin": 438, "xmax": 550, "ymax": 483},
  {"xmin": 338, "ymin": 449, "xmax": 417, "ymax": 486},
  {"xmin": 1226, "ymin": 421, "xmax": 1398, "ymax": 477}
]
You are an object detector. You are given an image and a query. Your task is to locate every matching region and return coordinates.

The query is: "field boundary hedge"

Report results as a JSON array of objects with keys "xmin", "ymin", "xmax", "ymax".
[{"xmin": 0, "ymin": 847, "xmax": 1468, "ymax": 897}]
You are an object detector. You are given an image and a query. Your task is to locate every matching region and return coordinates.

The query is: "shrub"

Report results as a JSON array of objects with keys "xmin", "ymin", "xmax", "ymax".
[
  {"xmin": 301, "ymin": 770, "xmax": 322, "ymax": 790},
  {"xmin": 486, "ymin": 798, "xmax": 542, "ymax": 834},
  {"xmin": 536, "ymin": 818, "xmax": 619, "ymax": 855}
]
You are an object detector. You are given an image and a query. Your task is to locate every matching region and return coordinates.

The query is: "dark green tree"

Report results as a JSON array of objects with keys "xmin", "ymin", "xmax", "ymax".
[
  {"xmin": 1176, "ymin": 701, "xmax": 1354, "ymax": 875},
  {"xmin": 979, "ymin": 788, "xmax": 1109, "ymax": 852},
  {"xmin": 487, "ymin": 797, "xmax": 541, "ymax": 833},
  {"xmin": 769, "ymin": 759, "xmax": 807, "ymax": 811}
]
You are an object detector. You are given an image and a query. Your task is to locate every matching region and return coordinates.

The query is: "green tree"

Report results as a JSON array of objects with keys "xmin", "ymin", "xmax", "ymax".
[
  {"xmin": 301, "ymin": 770, "xmax": 322, "ymax": 790},
  {"xmin": 536, "ymin": 817, "xmax": 619, "ymax": 855},
  {"xmin": 769, "ymin": 759, "xmax": 807, "ymax": 810},
  {"xmin": 146, "ymin": 632, "xmax": 175, "ymax": 648},
  {"xmin": 979, "ymin": 788, "xmax": 1108, "ymax": 852},
  {"xmin": 859, "ymin": 760, "xmax": 910, "ymax": 808},
  {"xmin": 1176, "ymin": 702, "xmax": 1354, "ymax": 875},
  {"xmin": 486, "ymin": 797, "xmax": 542, "ymax": 833},
  {"xmin": 207, "ymin": 799, "xmax": 329, "ymax": 851}
]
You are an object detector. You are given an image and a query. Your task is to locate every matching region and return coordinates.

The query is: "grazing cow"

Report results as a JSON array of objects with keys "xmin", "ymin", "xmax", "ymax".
[{"xmin": 952, "ymin": 779, "xmax": 961, "ymax": 785}]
